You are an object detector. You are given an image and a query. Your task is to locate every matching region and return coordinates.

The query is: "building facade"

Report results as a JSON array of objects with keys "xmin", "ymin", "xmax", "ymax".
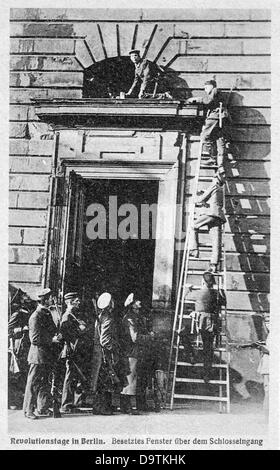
[{"xmin": 9, "ymin": 8, "xmax": 270, "ymax": 396}]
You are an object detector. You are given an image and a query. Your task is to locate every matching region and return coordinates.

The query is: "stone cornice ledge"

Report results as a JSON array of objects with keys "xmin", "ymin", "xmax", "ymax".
[{"xmin": 33, "ymin": 98, "xmax": 204, "ymax": 123}]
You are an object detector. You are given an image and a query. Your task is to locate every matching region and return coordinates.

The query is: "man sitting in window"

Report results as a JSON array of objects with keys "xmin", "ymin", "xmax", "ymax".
[{"xmin": 126, "ymin": 50, "xmax": 171, "ymax": 100}]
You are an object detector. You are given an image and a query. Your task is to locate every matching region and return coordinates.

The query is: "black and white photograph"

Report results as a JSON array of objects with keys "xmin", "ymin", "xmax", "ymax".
[{"xmin": 1, "ymin": 0, "xmax": 279, "ymax": 452}]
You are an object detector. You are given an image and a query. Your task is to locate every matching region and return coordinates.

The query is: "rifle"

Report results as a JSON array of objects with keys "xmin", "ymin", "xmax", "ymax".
[
  {"xmin": 50, "ymin": 365, "xmax": 61, "ymax": 418},
  {"xmin": 69, "ymin": 356, "xmax": 88, "ymax": 384},
  {"xmin": 102, "ymin": 349, "xmax": 120, "ymax": 387}
]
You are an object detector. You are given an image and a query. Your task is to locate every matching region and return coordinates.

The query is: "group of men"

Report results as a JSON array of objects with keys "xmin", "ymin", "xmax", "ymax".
[
  {"xmin": 8, "ymin": 51, "xmax": 269, "ymax": 417},
  {"xmin": 125, "ymin": 50, "xmax": 229, "ymax": 382},
  {"xmin": 126, "ymin": 50, "xmax": 227, "ymax": 273},
  {"xmin": 9, "ymin": 287, "xmax": 164, "ymax": 420}
]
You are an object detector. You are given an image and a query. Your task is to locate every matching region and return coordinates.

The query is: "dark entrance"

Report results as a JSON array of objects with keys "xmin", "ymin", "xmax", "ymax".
[{"xmin": 82, "ymin": 179, "xmax": 159, "ymax": 309}]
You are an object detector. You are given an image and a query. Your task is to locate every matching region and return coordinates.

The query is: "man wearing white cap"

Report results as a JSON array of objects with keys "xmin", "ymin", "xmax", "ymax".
[
  {"xmin": 91, "ymin": 292, "xmax": 127, "ymax": 415},
  {"xmin": 119, "ymin": 293, "xmax": 154, "ymax": 414},
  {"xmin": 23, "ymin": 288, "xmax": 57, "ymax": 419}
]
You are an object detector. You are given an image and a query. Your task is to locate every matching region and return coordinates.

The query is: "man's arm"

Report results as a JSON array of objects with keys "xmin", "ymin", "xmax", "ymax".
[
  {"xmin": 8, "ymin": 311, "xmax": 22, "ymax": 337},
  {"xmin": 28, "ymin": 314, "xmax": 41, "ymax": 345},
  {"xmin": 184, "ymin": 284, "xmax": 199, "ymax": 302},
  {"xmin": 127, "ymin": 71, "xmax": 140, "ymax": 96}
]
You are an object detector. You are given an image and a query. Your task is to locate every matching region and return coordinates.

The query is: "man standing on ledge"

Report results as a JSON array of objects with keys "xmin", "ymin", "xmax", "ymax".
[{"xmin": 126, "ymin": 50, "xmax": 163, "ymax": 99}]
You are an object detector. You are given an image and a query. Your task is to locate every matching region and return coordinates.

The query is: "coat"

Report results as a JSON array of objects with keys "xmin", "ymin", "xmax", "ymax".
[
  {"xmin": 128, "ymin": 59, "xmax": 160, "ymax": 97},
  {"xmin": 27, "ymin": 305, "xmax": 56, "ymax": 364},
  {"xmin": 95, "ymin": 308, "xmax": 129, "ymax": 392},
  {"xmin": 59, "ymin": 306, "xmax": 83, "ymax": 359},
  {"xmin": 8, "ymin": 308, "xmax": 30, "ymax": 368},
  {"xmin": 120, "ymin": 310, "xmax": 152, "ymax": 359},
  {"xmin": 197, "ymin": 179, "xmax": 226, "ymax": 222},
  {"xmin": 201, "ymin": 88, "xmax": 224, "ymax": 119}
]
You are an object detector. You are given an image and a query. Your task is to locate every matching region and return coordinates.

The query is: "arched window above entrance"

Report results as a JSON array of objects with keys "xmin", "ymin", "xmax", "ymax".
[{"xmin": 83, "ymin": 56, "xmax": 135, "ymax": 98}]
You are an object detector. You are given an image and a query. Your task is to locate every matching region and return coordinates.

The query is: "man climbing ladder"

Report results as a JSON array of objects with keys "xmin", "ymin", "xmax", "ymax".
[
  {"xmin": 189, "ymin": 168, "xmax": 226, "ymax": 273},
  {"xmin": 187, "ymin": 79, "xmax": 227, "ymax": 170},
  {"xmin": 167, "ymin": 82, "xmax": 231, "ymax": 412}
]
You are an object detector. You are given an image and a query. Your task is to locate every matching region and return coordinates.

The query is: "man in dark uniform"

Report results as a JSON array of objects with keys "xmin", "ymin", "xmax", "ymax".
[
  {"xmin": 59, "ymin": 292, "xmax": 87, "ymax": 413},
  {"xmin": 22, "ymin": 288, "xmax": 57, "ymax": 419},
  {"xmin": 184, "ymin": 272, "xmax": 226, "ymax": 383},
  {"xmin": 91, "ymin": 292, "xmax": 127, "ymax": 415},
  {"xmin": 187, "ymin": 80, "xmax": 226, "ymax": 168},
  {"xmin": 126, "ymin": 50, "xmax": 165, "ymax": 99},
  {"xmin": 189, "ymin": 168, "xmax": 226, "ymax": 273},
  {"xmin": 8, "ymin": 290, "xmax": 32, "ymax": 409},
  {"xmin": 120, "ymin": 293, "xmax": 154, "ymax": 414}
]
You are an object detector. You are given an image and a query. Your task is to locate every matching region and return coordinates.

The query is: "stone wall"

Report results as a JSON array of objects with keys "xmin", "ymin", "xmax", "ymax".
[{"xmin": 9, "ymin": 9, "xmax": 270, "ymax": 345}]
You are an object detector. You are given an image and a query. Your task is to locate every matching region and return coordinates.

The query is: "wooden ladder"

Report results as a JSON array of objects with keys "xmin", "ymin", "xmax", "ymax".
[{"xmin": 167, "ymin": 141, "xmax": 230, "ymax": 413}]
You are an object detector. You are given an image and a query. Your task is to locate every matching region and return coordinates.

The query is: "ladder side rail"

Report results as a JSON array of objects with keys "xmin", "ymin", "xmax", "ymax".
[
  {"xmin": 169, "ymin": 139, "xmax": 204, "ymax": 408},
  {"xmin": 167, "ymin": 134, "xmax": 190, "ymax": 376},
  {"xmin": 223, "ymin": 180, "xmax": 231, "ymax": 413}
]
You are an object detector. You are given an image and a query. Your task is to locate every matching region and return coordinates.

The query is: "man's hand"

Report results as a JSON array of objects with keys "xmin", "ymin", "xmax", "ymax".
[
  {"xmin": 185, "ymin": 283, "xmax": 193, "ymax": 293},
  {"xmin": 186, "ymin": 97, "xmax": 197, "ymax": 104}
]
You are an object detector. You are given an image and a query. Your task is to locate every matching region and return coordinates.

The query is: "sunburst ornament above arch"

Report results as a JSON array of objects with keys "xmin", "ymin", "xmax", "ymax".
[{"xmin": 74, "ymin": 22, "xmax": 191, "ymax": 69}]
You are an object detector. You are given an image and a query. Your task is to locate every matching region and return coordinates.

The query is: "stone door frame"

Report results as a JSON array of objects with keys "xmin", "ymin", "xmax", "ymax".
[{"xmin": 59, "ymin": 159, "xmax": 180, "ymax": 309}]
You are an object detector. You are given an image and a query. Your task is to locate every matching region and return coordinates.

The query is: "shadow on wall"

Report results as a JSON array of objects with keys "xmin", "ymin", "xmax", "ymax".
[
  {"xmin": 222, "ymin": 91, "xmax": 270, "ymax": 314},
  {"xmin": 223, "ymin": 92, "xmax": 270, "ymax": 402}
]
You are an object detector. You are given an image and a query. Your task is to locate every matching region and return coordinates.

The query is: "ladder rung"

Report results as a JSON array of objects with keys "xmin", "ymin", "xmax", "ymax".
[
  {"xmin": 177, "ymin": 362, "xmax": 228, "ymax": 368},
  {"xmin": 184, "ymin": 272, "xmax": 225, "ymax": 277},
  {"xmin": 188, "ymin": 257, "xmax": 225, "ymax": 262},
  {"xmin": 200, "ymin": 165, "xmax": 218, "ymax": 169},
  {"xmin": 176, "ymin": 345, "xmax": 227, "ymax": 353},
  {"xmin": 176, "ymin": 378, "xmax": 227, "ymax": 385},
  {"xmin": 173, "ymin": 394, "xmax": 228, "ymax": 402}
]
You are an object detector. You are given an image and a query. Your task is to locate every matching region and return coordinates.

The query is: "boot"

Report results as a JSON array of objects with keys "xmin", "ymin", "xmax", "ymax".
[
  {"xmin": 153, "ymin": 395, "xmax": 161, "ymax": 413},
  {"xmin": 136, "ymin": 394, "xmax": 149, "ymax": 412},
  {"xmin": 120, "ymin": 395, "xmax": 140, "ymax": 415},
  {"xmin": 104, "ymin": 391, "xmax": 114, "ymax": 414},
  {"xmin": 92, "ymin": 392, "xmax": 112, "ymax": 415}
]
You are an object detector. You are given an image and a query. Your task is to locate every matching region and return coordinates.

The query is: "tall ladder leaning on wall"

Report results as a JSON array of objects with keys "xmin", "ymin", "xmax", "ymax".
[{"xmin": 166, "ymin": 132, "xmax": 230, "ymax": 414}]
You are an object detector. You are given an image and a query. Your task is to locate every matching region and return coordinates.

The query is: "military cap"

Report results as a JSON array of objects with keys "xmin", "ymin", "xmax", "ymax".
[
  {"xmin": 36, "ymin": 287, "xmax": 51, "ymax": 300},
  {"xmin": 97, "ymin": 292, "xmax": 112, "ymax": 310},
  {"xmin": 124, "ymin": 293, "xmax": 134, "ymax": 307},
  {"xmin": 64, "ymin": 292, "xmax": 78, "ymax": 301},
  {"xmin": 128, "ymin": 49, "xmax": 140, "ymax": 55},
  {"xmin": 204, "ymin": 79, "xmax": 217, "ymax": 88}
]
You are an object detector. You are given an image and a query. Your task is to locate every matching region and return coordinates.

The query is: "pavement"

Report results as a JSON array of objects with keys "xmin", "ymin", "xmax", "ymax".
[{"xmin": 5, "ymin": 401, "xmax": 274, "ymax": 450}]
